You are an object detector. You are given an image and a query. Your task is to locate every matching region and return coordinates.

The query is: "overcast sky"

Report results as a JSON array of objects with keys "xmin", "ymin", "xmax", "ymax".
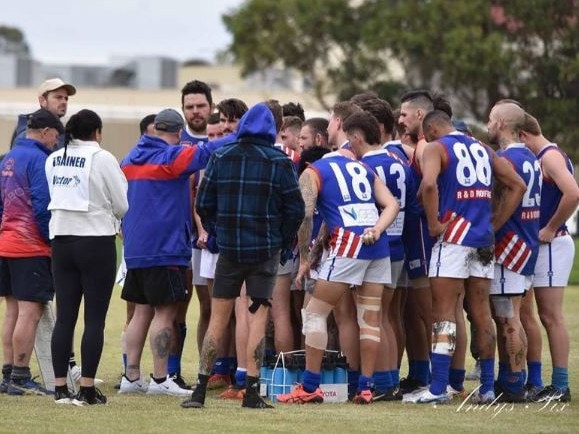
[{"xmin": 2, "ymin": 0, "xmax": 244, "ymax": 65}]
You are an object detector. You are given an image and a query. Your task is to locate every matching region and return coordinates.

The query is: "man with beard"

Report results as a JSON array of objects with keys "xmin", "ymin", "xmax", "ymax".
[
  {"xmin": 486, "ymin": 102, "xmax": 541, "ymax": 402},
  {"xmin": 159, "ymin": 80, "xmax": 216, "ymax": 388},
  {"xmin": 10, "ymin": 78, "xmax": 76, "ymax": 150},
  {"xmin": 396, "ymin": 90, "xmax": 436, "ymax": 394},
  {"xmin": 181, "ymin": 80, "xmax": 213, "ymax": 146},
  {"xmin": 217, "ymin": 98, "xmax": 249, "ymax": 136}
]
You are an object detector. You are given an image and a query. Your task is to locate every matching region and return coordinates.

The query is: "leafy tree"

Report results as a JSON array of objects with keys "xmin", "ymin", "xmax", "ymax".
[
  {"xmin": 223, "ymin": 0, "xmax": 579, "ymax": 158},
  {"xmin": 222, "ymin": 0, "xmax": 401, "ymax": 109},
  {"xmin": 0, "ymin": 25, "xmax": 30, "ymax": 55}
]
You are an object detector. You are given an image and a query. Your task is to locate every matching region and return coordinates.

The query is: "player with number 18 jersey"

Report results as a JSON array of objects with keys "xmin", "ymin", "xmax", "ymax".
[{"xmin": 310, "ymin": 153, "xmax": 390, "ymax": 260}]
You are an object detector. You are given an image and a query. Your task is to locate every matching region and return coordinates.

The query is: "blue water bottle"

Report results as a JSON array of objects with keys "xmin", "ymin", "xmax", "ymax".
[
  {"xmin": 334, "ymin": 366, "xmax": 348, "ymax": 384},
  {"xmin": 322, "ymin": 369, "xmax": 334, "ymax": 385}
]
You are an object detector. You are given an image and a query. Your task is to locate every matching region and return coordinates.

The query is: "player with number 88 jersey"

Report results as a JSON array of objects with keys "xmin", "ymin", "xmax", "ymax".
[
  {"xmin": 436, "ymin": 134, "xmax": 494, "ymax": 248},
  {"xmin": 403, "ymin": 110, "xmax": 526, "ymax": 405}
]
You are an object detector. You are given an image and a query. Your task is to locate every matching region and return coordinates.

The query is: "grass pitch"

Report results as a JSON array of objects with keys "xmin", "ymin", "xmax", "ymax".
[{"xmin": 0, "ymin": 282, "xmax": 578, "ymax": 433}]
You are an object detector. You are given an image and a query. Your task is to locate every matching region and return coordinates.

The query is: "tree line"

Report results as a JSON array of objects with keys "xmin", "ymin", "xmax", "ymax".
[{"xmin": 222, "ymin": 0, "xmax": 579, "ymax": 159}]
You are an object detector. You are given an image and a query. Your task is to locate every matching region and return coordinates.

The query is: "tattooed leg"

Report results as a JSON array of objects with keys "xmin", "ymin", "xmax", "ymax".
[
  {"xmin": 150, "ymin": 304, "xmax": 178, "ymax": 378},
  {"xmin": 246, "ymin": 300, "xmax": 270, "ymax": 377}
]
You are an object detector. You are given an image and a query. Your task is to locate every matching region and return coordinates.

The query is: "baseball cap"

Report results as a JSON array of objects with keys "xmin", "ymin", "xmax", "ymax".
[
  {"xmin": 154, "ymin": 109, "xmax": 184, "ymax": 133},
  {"xmin": 27, "ymin": 108, "xmax": 65, "ymax": 134},
  {"xmin": 38, "ymin": 78, "xmax": 77, "ymax": 97}
]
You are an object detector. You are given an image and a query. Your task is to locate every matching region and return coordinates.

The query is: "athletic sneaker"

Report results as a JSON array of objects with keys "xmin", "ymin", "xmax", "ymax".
[
  {"xmin": 54, "ymin": 389, "xmax": 74, "ymax": 405},
  {"xmin": 465, "ymin": 361, "xmax": 481, "ymax": 381},
  {"xmin": 242, "ymin": 390, "xmax": 273, "ymax": 409},
  {"xmin": 0, "ymin": 379, "xmax": 9, "ymax": 394},
  {"xmin": 276, "ymin": 384, "xmax": 324, "ymax": 404},
  {"xmin": 118, "ymin": 375, "xmax": 148, "ymax": 394},
  {"xmin": 72, "ymin": 388, "xmax": 107, "ymax": 406},
  {"xmin": 402, "ymin": 388, "xmax": 450, "ymax": 404},
  {"xmin": 470, "ymin": 390, "xmax": 496, "ymax": 404},
  {"xmin": 493, "ymin": 381, "xmax": 527, "ymax": 403},
  {"xmin": 206, "ymin": 373, "xmax": 231, "ymax": 390},
  {"xmin": 70, "ymin": 365, "xmax": 104, "ymax": 385},
  {"xmin": 7, "ymin": 378, "xmax": 51, "ymax": 396},
  {"xmin": 373, "ymin": 387, "xmax": 400, "ymax": 402},
  {"xmin": 171, "ymin": 374, "xmax": 191, "ymax": 390},
  {"xmin": 446, "ymin": 385, "xmax": 469, "ymax": 401},
  {"xmin": 146, "ymin": 375, "xmax": 191, "ymax": 397},
  {"xmin": 398, "ymin": 377, "xmax": 427, "ymax": 395},
  {"xmin": 495, "ymin": 389, "xmax": 528, "ymax": 403},
  {"xmin": 181, "ymin": 386, "xmax": 206, "ymax": 408},
  {"xmin": 352, "ymin": 390, "xmax": 373, "ymax": 405},
  {"xmin": 399, "ymin": 383, "xmax": 429, "ymax": 402},
  {"xmin": 530, "ymin": 385, "xmax": 571, "ymax": 403},
  {"xmin": 524, "ymin": 384, "xmax": 544, "ymax": 401},
  {"xmin": 219, "ymin": 385, "xmax": 246, "ymax": 400}
]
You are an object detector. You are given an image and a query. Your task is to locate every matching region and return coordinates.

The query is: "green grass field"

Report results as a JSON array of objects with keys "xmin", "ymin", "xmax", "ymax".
[
  {"xmin": 1, "ymin": 280, "xmax": 578, "ymax": 433},
  {"xmin": 568, "ymin": 238, "xmax": 579, "ymax": 285}
]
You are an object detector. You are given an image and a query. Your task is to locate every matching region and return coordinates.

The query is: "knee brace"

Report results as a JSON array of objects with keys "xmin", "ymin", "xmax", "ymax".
[
  {"xmin": 431, "ymin": 321, "xmax": 456, "ymax": 355},
  {"xmin": 356, "ymin": 295, "xmax": 381, "ymax": 343},
  {"xmin": 491, "ymin": 296, "xmax": 515, "ymax": 319},
  {"xmin": 302, "ymin": 298, "xmax": 333, "ymax": 350}
]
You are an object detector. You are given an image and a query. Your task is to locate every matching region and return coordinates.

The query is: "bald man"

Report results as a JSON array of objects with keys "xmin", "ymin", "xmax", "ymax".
[{"xmin": 487, "ymin": 102, "xmax": 541, "ymax": 402}]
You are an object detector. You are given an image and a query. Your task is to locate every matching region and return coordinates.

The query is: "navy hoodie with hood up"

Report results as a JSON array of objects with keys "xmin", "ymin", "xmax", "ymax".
[{"xmin": 196, "ymin": 103, "xmax": 305, "ymax": 264}]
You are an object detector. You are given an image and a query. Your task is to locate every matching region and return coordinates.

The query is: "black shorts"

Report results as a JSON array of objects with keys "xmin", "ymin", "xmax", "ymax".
[
  {"xmin": 213, "ymin": 253, "xmax": 279, "ymax": 300},
  {"xmin": 121, "ymin": 266, "xmax": 188, "ymax": 306},
  {"xmin": 0, "ymin": 256, "xmax": 53, "ymax": 303}
]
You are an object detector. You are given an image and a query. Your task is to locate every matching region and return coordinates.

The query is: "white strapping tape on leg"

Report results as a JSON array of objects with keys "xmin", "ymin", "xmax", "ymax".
[
  {"xmin": 356, "ymin": 295, "xmax": 381, "ymax": 342},
  {"xmin": 492, "ymin": 296, "xmax": 515, "ymax": 319},
  {"xmin": 302, "ymin": 298, "xmax": 333, "ymax": 350},
  {"xmin": 431, "ymin": 320, "xmax": 456, "ymax": 355}
]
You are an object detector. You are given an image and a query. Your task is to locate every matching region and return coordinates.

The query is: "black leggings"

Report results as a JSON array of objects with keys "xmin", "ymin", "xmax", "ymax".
[{"xmin": 51, "ymin": 236, "xmax": 116, "ymax": 379}]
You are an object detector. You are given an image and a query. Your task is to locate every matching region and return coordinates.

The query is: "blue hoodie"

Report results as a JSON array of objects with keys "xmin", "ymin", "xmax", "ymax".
[
  {"xmin": 196, "ymin": 103, "xmax": 305, "ymax": 264},
  {"xmin": 120, "ymin": 134, "xmax": 223, "ymax": 269}
]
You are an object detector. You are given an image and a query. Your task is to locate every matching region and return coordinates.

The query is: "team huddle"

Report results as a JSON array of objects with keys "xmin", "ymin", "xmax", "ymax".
[{"xmin": 0, "ymin": 78, "xmax": 576, "ymax": 409}]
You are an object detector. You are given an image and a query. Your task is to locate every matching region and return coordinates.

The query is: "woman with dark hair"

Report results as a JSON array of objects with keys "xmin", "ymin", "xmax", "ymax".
[{"xmin": 45, "ymin": 109, "xmax": 128, "ymax": 405}]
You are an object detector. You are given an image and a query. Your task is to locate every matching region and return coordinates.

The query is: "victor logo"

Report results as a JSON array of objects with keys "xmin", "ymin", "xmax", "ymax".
[{"xmin": 53, "ymin": 175, "xmax": 80, "ymax": 187}]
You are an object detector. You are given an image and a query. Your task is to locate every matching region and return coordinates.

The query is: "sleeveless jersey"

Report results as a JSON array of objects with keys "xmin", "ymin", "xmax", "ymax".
[
  {"xmin": 536, "ymin": 144, "xmax": 574, "ymax": 233},
  {"xmin": 383, "ymin": 140, "xmax": 410, "ymax": 164},
  {"xmin": 361, "ymin": 149, "xmax": 408, "ymax": 261},
  {"xmin": 495, "ymin": 143, "xmax": 541, "ymax": 275},
  {"xmin": 310, "ymin": 153, "xmax": 389, "ymax": 260},
  {"xmin": 437, "ymin": 133, "xmax": 494, "ymax": 248}
]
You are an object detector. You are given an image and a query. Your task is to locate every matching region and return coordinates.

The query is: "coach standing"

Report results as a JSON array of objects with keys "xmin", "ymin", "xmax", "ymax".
[{"xmin": 181, "ymin": 102, "xmax": 305, "ymax": 410}]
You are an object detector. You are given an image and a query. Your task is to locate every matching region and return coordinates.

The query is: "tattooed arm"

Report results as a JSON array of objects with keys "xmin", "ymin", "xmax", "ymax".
[{"xmin": 295, "ymin": 167, "xmax": 319, "ymax": 289}]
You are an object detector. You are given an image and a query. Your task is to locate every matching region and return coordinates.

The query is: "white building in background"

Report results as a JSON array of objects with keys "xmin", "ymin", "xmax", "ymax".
[
  {"xmin": 0, "ymin": 53, "xmax": 37, "ymax": 87},
  {"xmin": 130, "ymin": 57, "xmax": 178, "ymax": 90},
  {"xmin": 0, "ymin": 53, "xmax": 178, "ymax": 90},
  {"xmin": 40, "ymin": 63, "xmax": 110, "ymax": 87}
]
